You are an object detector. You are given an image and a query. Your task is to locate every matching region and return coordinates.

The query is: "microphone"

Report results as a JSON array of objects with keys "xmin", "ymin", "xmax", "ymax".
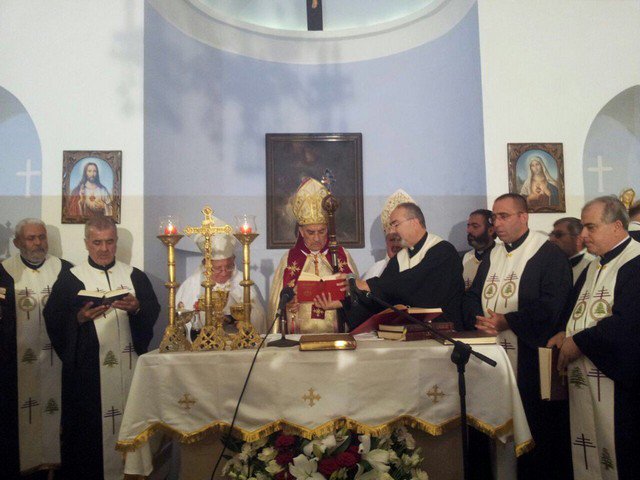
[
  {"xmin": 277, "ymin": 286, "xmax": 295, "ymax": 314},
  {"xmin": 268, "ymin": 286, "xmax": 299, "ymax": 348},
  {"xmin": 345, "ymin": 273, "xmax": 360, "ymax": 305}
]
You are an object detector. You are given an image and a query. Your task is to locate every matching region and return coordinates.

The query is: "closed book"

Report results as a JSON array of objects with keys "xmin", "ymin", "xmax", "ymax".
[
  {"xmin": 296, "ymin": 272, "xmax": 345, "ymax": 302},
  {"xmin": 539, "ymin": 347, "xmax": 568, "ymax": 401},
  {"xmin": 77, "ymin": 288, "xmax": 129, "ymax": 306},
  {"xmin": 434, "ymin": 330, "xmax": 497, "ymax": 345},
  {"xmin": 350, "ymin": 305, "xmax": 443, "ymax": 335},
  {"xmin": 299, "ymin": 333, "xmax": 356, "ymax": 351},
  {"xmin": 377, "ymin": 329, "xmax": 433, "ymax": 342}
]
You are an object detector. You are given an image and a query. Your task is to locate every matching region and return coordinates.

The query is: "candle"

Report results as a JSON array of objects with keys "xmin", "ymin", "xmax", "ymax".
[
  {"xmin": 240, "ymin": 224, "xmax": 252, "ymax": 234},
  {"xmin": 164, "ymin": 224, "xmax": 177, "ymax": 235}
]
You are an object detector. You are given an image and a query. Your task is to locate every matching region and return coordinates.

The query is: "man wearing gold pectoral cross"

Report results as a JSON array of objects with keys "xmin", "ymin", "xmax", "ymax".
[
  {"xmin": 0, "ymin": 218, "xmax": 72, "ymax": 479},
  {"xmin": 268, "ymin": 177, "xmax": 357, "ymax": 334},
  {"xmin": 44, "ymin": 216, "xmax": 160, "ymax": 480}
]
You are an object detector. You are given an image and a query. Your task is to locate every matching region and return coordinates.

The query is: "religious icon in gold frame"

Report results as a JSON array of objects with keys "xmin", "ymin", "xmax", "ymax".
[
  {"xmin": 508, "ymin": 143, "xmax": 566, "ymax": 213},
  {"xmin": 266, "ymin": 133, "xmax": 364, "ymax": 249},
  {"xmin": 61, "ymin": 150, "xmax": 122, "ymax": 223}
]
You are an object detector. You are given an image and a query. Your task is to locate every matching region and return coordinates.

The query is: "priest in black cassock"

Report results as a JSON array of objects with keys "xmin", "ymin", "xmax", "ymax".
[
  {"xmin": 0, "ymin": 219, "xmax": 72, "ymax": 479},
  {"xmin": 43, "ymin": 216, "xmax": 160, "ymax": 480},
  {"xmin": 343, "ymin": 200, "xmax": 465, "ymax": 331},
  {"xmin": 550, "ymin": 196, "xmax": 640, "ymax": 480},
  {"xmin": 464, "ymin": 193, "xmax": 573, "ymax": 479}
]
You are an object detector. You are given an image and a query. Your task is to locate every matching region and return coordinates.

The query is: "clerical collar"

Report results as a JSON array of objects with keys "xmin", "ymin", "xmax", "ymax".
[
  {"xmin": 569, "ymin": 252, "xmax": 584, "ymax": 268},
  {"xmin": 88, "ymin": 257, "xmax": 116, "ymax": 271},
  {"xmin": 475, "ymin": 242, "xmax": 495, "ymax": 261},
  {"xmin": 20, "ymin": 256, "xmax": 45, "ymax": 270},
  {"xmin": 505, "ymin": 230, "xmax": 529, "ymax": 253},
  {"xmin": 600, "ymin": 237, "xmax": 631, "ymax": 266},
  {"xmin": 408, "ymin": 232, "xmax": 428, "ymax": 258}
]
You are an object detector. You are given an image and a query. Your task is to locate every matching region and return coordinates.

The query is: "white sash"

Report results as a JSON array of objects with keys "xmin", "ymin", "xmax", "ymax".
[
  {"xmin": 71, "ymin": 261, "xmax": 138, "ymax": 480},
  {"xmin": 396, "ymin": 233, "xmax": 443, "ymax": 272},
  {"xmin": 462, "ymin": 250, "xmax": 480, "ymax": 290},
  {"xmin": 3, "ymin": 255, "xmax": 63, "ymax": 473},
  {"xmin": 565, "ymin": 240, "xmax": 640, "ymax": 480},
  {"xmin": 482, "ymin": 231, "xmax": 548, "ymax": 373}
]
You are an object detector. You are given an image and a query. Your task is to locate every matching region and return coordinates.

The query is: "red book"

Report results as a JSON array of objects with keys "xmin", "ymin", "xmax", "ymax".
[
  {"xmin": 296, "ymin": 272, "xmax": 345, "ymax": 302},
  {"xmin": 350, "ymin": 305, "xmax": 444, "ymax": 335}
]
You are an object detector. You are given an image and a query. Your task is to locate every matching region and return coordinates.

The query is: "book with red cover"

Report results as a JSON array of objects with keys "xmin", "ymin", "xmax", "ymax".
[
  {"xmin": 296, "ymin": 272, "xmax": 345, "ymax": 302},
  {"xmin": 539, "ymin": 347, "xmax": 568, "ymax": 401},
  {"xmin": 350, "ymin": 305, "xmax": 444, "ymax": 335}
]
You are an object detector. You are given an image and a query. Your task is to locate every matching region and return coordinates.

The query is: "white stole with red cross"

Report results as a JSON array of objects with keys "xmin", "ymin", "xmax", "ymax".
[
  {"xmin": 565, "ymin": 239, "xmax": 640, "ymax": 479},
  {"xmin": 71, "ymin": 261, "xmax": 138, "ymax": 480}
]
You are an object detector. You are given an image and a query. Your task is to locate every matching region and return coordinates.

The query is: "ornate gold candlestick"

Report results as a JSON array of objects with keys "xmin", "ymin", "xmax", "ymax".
[
  {"xmin": 157, "ymin": 216, "xmax": 191, "ymax": 353},
  {"xmin": 231, "ymin": 215, "xmax": 262, "ymax": 349},
  {"xmin": 184, "ymin": 206, "xmax": 233, "ymax": 351}
]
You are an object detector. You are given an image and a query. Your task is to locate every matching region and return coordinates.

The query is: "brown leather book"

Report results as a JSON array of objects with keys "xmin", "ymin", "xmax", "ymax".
[
  {"xmin": 433, "ymin": 329, "xmax": 497, "ymax": 345},
  {"xmin": 539, "ymin": 347, "xmax": 568, "ymax": 401},
  {"xmin": 350, "ymin": 305, "xmax": 443, "ymax": 335},
  {"xmin": 299, "ymin": 333, "xmax": 356, "ymax": 351}
]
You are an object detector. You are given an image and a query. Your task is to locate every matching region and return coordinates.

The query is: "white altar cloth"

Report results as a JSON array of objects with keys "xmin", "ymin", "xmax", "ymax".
[{"xmin": 117, "ymin": 336, "xmax": 532, "ymax": 476}]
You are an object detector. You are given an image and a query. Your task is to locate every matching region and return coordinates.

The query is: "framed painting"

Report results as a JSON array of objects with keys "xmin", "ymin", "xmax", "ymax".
[
  {"xmin": 508, "ymin": 143, "xmax": 566, "ymax": 213},
  {"xmin": 266, "ymin": 133, "xmax": 364, "ymax": 249},
  {"xmin": 61, "ymin": 150, "xmax": 122, "ymax": 223}
]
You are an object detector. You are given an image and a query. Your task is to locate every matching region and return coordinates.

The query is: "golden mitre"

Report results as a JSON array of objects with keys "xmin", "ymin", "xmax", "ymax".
[
  {"xmin": 291, "ymin": 177, "xmax": 329, "ymax": 226},
  {"xmin": 381, "ymin": 189, "xmax": 416, "ymax": 233}
]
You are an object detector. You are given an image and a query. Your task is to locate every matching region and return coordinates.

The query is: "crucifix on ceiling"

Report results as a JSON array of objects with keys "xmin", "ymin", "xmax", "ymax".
[{"xmin": 306, "ymin": 0, "xmax": 323, "ymax": 31}]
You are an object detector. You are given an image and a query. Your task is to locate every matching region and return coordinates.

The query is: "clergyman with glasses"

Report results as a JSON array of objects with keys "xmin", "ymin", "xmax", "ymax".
[
  {"xmin": 176, "ymin": 221, "xmax": 266, "ymax": 337},
  {"xmin": 549, "ymin": 217, "xmax": 594, "ymax": 284},
  {"xmin": 463, "ymin": 193, "xmax": 573, "ymax": 479}
]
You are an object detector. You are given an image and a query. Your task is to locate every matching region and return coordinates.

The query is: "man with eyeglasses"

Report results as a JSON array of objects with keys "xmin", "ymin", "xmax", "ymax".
[
  {"xmin": 462, "ymin": 209, "xmax": 496, "ymax": 290},
  {"xmin": 546, "ymin": 196, "xmax": 640, "ymax": 479},
  {"xmin": 176, "ymin": 222, "xmax": 266, "ymax": 336},
  {"xmin": 464, "ymin": 193, "xmax": 573, "ymax": 479},
  {"xmin": 549, "ymin": 217, "xmax": 594, "ymax": 284},
  {"xmin": 345, "ymin": 201, "xmax": 464, "ymax": 331}
]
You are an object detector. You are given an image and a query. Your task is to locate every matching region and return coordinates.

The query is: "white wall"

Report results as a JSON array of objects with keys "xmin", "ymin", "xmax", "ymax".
[
  {"xmin": 478, "ymin": 0, "xmax": 640, "ymax": 231},
  {"xmin": 0, "ymin": 1, "xmax": 145, "ymax": 267}
]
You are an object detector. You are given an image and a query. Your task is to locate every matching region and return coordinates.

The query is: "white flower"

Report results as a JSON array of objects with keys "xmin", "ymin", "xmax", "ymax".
[
  {"xmin": 257, "ymin": 446, "xmax": 277, "ymax": 463},
  {"xmin": 289, "ymin": 454, "xmax": 326, "ymax": 480},
  {"xmin": 354, "ymin": 466, "xmax": 394, "ymax": 480},
  {"xmin": 265, "ymin": 459, "xmax": 284, "ymax": 475},
  {"xmin": 400, "ymin": 452, "xmax": 422, "ymax": 469},
  {"xmin": 358, "ymin": 435, "xmax": 390, "ymax": 473},
  {"xmin": 411, "ymin": 468, "xmax": 429, "ymax": 480},
  {"xmin": 394, "ymin": 425, "xmax": 416, "ymax": 450},
  {"xmin": 303, "ymin": 433, "xmax": 337, "ymax": 457}
]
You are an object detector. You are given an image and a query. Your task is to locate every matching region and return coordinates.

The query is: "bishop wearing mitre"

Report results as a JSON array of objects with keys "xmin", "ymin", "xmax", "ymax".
[
  {"xmin": 176, "ymin": 218, "xmax": 267, "ymax": 336},
  {"xmin": 268, "ymin": 177, "xmax": 358, "ymax": 333}
]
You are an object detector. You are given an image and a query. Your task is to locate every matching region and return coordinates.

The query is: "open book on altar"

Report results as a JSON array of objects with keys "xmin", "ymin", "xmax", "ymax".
[
  {"xmin": 349, "ymin": 305, "xmax": 443, "ymax": 335},
  {"xmin": 296, "ymin": 272, "xmax": 345, "ymax": 302},
  {"xmin": 77, "ymin": 288, "xmax": 129, "ymax": 306}
]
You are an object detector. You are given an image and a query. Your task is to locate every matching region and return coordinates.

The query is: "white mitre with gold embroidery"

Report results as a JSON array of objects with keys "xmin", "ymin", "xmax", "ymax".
[
  {"xmin": 381, "ymin": 189, "xmax": 416, "ymax": 234},
  {"xmin": 291, "ymin": 177, "xmax": 329, "ymax": 226}
]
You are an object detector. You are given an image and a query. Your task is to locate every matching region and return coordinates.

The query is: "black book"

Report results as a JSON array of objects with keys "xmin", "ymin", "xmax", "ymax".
[{"xmin": 77, "ymin": 288, "xmax": 129, "ymax": 306}]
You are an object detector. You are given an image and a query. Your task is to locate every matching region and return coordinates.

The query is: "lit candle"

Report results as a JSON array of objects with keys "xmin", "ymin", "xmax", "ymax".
[
  {"xmin": 164, "ymin": 223, "xmax": 177, "ymax": 235},
  {"xmin": 240, "ymin": 223, "xmax": 252, "ymax": 234}
]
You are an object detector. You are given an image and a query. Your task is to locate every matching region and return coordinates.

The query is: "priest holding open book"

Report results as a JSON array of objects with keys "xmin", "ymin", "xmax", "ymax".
[
  {"xmin": 268, "ymin": 177, "xmax": 357, "ymax": 334},
  {"xmin": 43, "ymin": 216, "xmax": 160, "ymax": 480}
]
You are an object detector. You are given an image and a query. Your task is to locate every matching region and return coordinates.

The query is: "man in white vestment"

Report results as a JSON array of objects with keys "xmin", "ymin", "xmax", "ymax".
[
  {"xmin": 462, "ymin": 209, "xmax": 496, "ymax": 290},
  {"xmin": 549, "ymin": 196, "xmax": 640, "ymax": 479},
  {"xmin": 362, "ymin": 189, "xmax": 413, "ymax": 280},
  {"xmin": 0, "ymin": 219, "xmax": 72, "ymax": 478},
  {"xmin": 176, "ymin": 226, "xmax": 266, "ymax": 336},
  {"xmin": 549, "ymin": 217, "xmax": 595, "ymax": 284},
  {"xmin": 465, "ymin": 193, "xmax": 573, "ymax": 479},
  {"xmin": 268, "ymin": 177, "xmax": 358, "ymax": 334},
  {"xmin": 44, "ymin": 216, "xmax": 160, "ymax": 480}
]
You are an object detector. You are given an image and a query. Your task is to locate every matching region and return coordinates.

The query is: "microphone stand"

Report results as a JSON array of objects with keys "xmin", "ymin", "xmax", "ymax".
[
  {"xmin": 359, "ymin": 290, "xmax": 496, "ymax": 480},
  {"xmin": 268, "ymin": 299, "xmax": 299, "ymax": 347}
]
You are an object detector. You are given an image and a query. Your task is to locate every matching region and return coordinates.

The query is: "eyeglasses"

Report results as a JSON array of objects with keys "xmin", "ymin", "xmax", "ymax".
[
  {"xmin": 211, "ymin": 266, "xmax": 235, "ymax": 274},
  {"xmin": 388, "ymin": 217, "xmax": 415, "ymax": 229},
  {"xmin": 490, "ymin": 212, "xmax": 523, "ymax": 222}
]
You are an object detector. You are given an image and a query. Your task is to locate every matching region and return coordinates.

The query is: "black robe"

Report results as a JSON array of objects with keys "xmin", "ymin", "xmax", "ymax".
[
  {"xmin": 463, "ymin": 233, "xmax": 573, "ymax": 480},
  {"xmin": 43, "ymin": 259, "xmax": 160, "ymax": 480},
  {"xmin": 347, "ymin": 232, "xmax": 465, "ymax": 330},
  {"xmin": 0, "ymin": 257, "xmax": 72, "ymax": 479},
  {"xmin": 564, "ymin": 238, "xmax": 640, "ymax": 479}
]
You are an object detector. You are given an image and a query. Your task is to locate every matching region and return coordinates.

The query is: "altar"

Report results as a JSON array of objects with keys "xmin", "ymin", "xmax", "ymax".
[{"xmin": 117, "ymin": 336, "xmax": 532, "ymax": 479}]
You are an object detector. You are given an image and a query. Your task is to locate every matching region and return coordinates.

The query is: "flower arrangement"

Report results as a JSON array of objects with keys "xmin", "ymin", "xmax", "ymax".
[{"xmin": 222, "ymin": 426, "xmax": 429, "ymax": 480}]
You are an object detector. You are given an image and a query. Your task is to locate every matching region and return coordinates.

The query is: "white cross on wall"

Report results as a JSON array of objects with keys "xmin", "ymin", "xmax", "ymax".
[
  {"xmin": 587, "ymin": 155, "xmax": 613, "ymax": 193},
  {"xmin": 16, "ymin": 159, "xmax": 41, "ymax": 198}
]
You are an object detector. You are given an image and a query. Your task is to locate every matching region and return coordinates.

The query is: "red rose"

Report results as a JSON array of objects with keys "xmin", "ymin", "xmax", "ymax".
[
  {"xmin": 318, "ymin": 457, "xmax": 342, "ymax": 476},
  {"xmin": 275, "ymin": 471, "xmax": 291, "ymax": 480},
  {"xmin": 276, "ymin": 451, "xmax": 295, "ymax": 466},
  {"xmin": 337, "ymin": 451, "xmax": 359, "ymax": 468},
  {"xmin": 275, "ymin": 434, "xmax": 297, "ymax": 449},
  {"xmin": 347, "ymin": 444, "xmax": 360, "ymax": 455}
]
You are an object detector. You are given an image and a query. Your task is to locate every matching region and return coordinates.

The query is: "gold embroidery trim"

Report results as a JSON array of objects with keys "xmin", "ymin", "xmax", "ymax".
[{"xmin": 116, "ymin": 414, "xmax": 526, "ymax": 454}]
